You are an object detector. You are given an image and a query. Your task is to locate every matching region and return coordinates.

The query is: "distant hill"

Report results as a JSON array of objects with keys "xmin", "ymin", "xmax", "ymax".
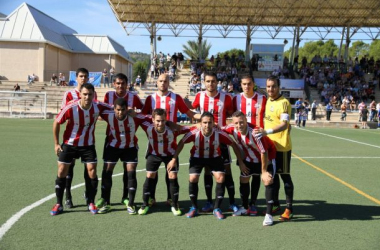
[{"xmin": 128, "ymin": 52, "xmax": 150, "ymax": 63}]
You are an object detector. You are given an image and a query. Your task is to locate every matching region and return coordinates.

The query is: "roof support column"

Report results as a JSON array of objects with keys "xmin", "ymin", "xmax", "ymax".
[
  {"xmin": 295, "ymin": 26, "xmax": 301, "ymax": 59},
  {"xmin": 289, "ymin": 27, "xmax": 297, "ymax": 69},
  {"xmin": 344, "ymin": 26, "xmax": 350, "ymax": 65},
  {"xmin": 245, "ymin": 25, "xmax": 252, "ymax": 65},
  {"xmin": 338, "ymin": 27, "xmax": 346, "ymax": 72},
  {"xmin": 150, "ymin": 23, "xmax": 156, "ymax": 61},
  {"xmin": 198, "ymin": 24, "xmax": 203, "ymax": 60}
]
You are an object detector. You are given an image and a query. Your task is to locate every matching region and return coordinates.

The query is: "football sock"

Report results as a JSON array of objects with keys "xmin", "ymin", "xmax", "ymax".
[
  {"xmin": 84, "ymin": 165, "xmax": 91, "ymax": 203},
  {"xmin": 101, "ymin": 169, "xmax": 113, "ymax": 204},
  {"xmin": 250, "ymin": 175, "xmax": 260, "ymax": 206},
  {"xmin": 65, "ymin": 162, "xmax": 74, "ymax": 200},
  {"xmin": 281, "ymin": 174, "xmax": 294, "ymax": 211},
  {"xmin": 265, "ymin": 183, "xmax": 275, "ymax": 215},
  {"xmin": 273, "ymin": 174, "xmax": 280, "ymax": 207},
  {"xmin": 165, "ymin": 171, "xmax": 171, "ymax": 201},
  {"xmin": 142, "ymin": 178, "xmax": 155, "ymax": 207},
  {"xmin": 189, "ymin": 182, "xmax": 199, "ymax": 208},
  {"xmin": 169, "ymin": 178, "xmax": 179, "ymax": 207},
  {"xmin": 239, "ymin": 182, "xmax": 250, "ymax": 209},
  {"xmin": 225, "ymin": 174, "xmax": 235, "ymax": 205},
  {"xmin": 151, "ymin": 174, "xmax": 158, "ymax": 200},
  {"xmin": 204, "ymin": 174, "xmax": 213, "ymax": 203},
  {"xmin": 121, "ymin": 169, "xmax": 128, "ymax": 200},
  {"xmin": 127, "ymin": 171, "xmax": 137, "ymax": 206},
  {"xmin": 88, "ymin": 177, "xmax": 98, "ymax": 204},
  {"xmin": 214, "ymin": 182, "xmax": 225, "ymax": 209},
  {"xmin": 55, "ymin": 177, "xmax": 66, "ymax": 205}
]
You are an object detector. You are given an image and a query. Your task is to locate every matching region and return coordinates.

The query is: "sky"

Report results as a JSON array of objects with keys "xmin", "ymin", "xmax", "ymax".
[{"xmin": 0, "ymin": 1, "xmax": 375, "ymax": 57}]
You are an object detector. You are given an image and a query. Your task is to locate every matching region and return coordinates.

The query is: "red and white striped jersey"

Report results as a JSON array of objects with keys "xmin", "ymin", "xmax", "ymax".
[
  {"xmin": 223, "ymin": 123, "xmax": 267, "ymax": 163},
  {"xmin": 56, "ymin": 100, "xmax": 112, "ymax": 146},
  {"xmin": 61, "ymin": 88, "xmax": 98, "ymax": 109},
  {"xmin": 141, "ymin": 91, "xmax": 189, "ymax": 123},
  {"xmin": 140, "ymin": 121, "xmax": 190, "ymax": 156},
  {"xmin": 103, "ymin": 91, "xmax": 143, "ymax": 109},
  {"xmin": 264, "ymin": 136, "xmax": 277, "ymax": 161},
  {"xmin": 233, "ymin": 92, "xmax": 267, "ymax": 128},
  {"xmin": 182, "ymin": 128, "xmax": 234, "ymax": 158},
  {"xmin": 192, "ymin": 91, "xmax": 233, "ymax": 126},
  {"xmin": 100, "ymin": 113, "xmax": 147, "ymax": 149}
]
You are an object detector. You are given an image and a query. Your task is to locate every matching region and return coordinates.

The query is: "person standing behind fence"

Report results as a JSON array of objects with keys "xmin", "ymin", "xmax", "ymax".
[
  {"xmin": 311, "ymin": 100, "xmax": 317, "ymax": 120},
  {"xmin": 103, "ymin": 68, "xmax": 109, "ymax": 88},
  {"xmin": 326, "ymin": 102, "xmax": 333, "ymax": 121}
]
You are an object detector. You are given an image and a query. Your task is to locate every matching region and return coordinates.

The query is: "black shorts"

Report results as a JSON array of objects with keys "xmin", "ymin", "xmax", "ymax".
[
  {"xmin": 276, "ymin": 150, "xmax": 291, "ymax": 174},
  {"xmin": 240, "ymin": 161, "xmax": 275, "ymax": 177},
  {"xmin": 58, "ymin": 144, "xmax": 97, "ymax": 164},
  {"xmin": 103, "ymin": 146, "xmax": 138, "ymax": 164},
  {"xmin": 220, "ymin": 143, "xmax": 232, "ymax": 165},
  {"xmin": 189, "ymin": 157, "xmax": 225, "ymax": 175},
  {"xmin": 146, "ymin": 154, "xmax": 179, "ymax": 173}
]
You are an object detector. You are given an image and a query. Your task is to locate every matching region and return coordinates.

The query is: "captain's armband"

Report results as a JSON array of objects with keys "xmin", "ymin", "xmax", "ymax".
[{"xmin": 280, "ymin": 113, "xmax": 289, "ymax": 122}]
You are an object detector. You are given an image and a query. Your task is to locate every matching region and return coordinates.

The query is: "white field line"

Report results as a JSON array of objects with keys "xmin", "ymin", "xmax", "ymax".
[{"xmin": 0, "ymin": 163, "xmax": 190, "ymax": 241}]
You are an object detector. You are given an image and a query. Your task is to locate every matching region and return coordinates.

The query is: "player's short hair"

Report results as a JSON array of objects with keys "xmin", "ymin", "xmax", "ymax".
[
  {"xmin": 152, "ymin": 108, "xmax": 166, "ymax": 118},
  {"xmin": 80, "ymin": 83, "xmax": 94, "ymax": 92},
  {"xmin": 76, "ymin": 68, "xmax": 89, "ymax": 77},
  {"xmin": 204, "ymin": 72, "xmax": 217, "ymax": 80},
  {"xmin": 266, "ymin": 75, "xmax": 281, "ymax": 87},
  {"xmin": 232, "ymin": 111, "xmax": 246, "ymax": 119},
  {"xmin": 201, "ymin": 111, "xmax": 214, "ymax": 121},
  {"xmin": 158, "ymin": 73, "xmax": 169, "ymax": 81},
  {"xmin": 114, "ymin": 73, "xmax": 128, "ymax": 83},
  {"xmin": 114, "ymin": 98, "xmax": 127, "ymax": 108},
  {"xmin": 240, "ymin": 74, "xmax": 255, "ymax": 82}
]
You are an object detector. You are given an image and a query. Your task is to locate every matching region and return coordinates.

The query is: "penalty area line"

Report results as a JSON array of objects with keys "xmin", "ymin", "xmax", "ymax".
[{"xmin": 0, "ymin": 162, "xmax": 190, "ymax": 241}]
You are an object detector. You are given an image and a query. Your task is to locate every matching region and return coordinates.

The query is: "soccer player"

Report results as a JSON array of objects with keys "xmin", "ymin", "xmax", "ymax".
[
  {"xmin": 138, "ymin": 108, "xmax": 191, "ymax": 216},
  {"xmin": 94, "ymin": 98, "xmax": 145, "ymax": 214},
  {"xmin": 188, "ymin": 72, "xmax": 236, "ymax": 213},
  {"xmin": 223, "ymin": 111, "xmax": 276, "ymax": 226},
  {"xmin": 254, "ymin": 76, "xmax": 294, "ymax": 221},
  {"xmin": 51, "ymin": 83, "xmax": 112, "ymax": 216},
  {"xmin": 141, "ymin": 73, "xmax": 200, "ymax": 206},
  {"xmin": 103, "ymin": 73, "xmax": 143, "ymax": 207},
  {"xmin": 60, "ymin": 68, "xmax": 98, "ymax": 208},
  {"xmin": 168, "ymin": 112, "xmax": 246, "ymax": 220},
  {"xmin": 232, "ymin": 74, "xmax": 267, "ymax": 215}
]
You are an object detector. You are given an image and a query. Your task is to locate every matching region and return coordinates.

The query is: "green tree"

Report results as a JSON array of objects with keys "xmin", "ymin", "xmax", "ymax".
[
  {"xmin": 182, "ymin": 39, "xmax": 212, "ymax": 60},
  {"xmin": 367, "ymin": 40, "xmax": 380, "ymax": 59},
  {"xmin": 133, "ymin": 60, "xmax": 148, "ymax": 85},
  {"xmin": 349, "ymin": 41, "xmax": 369, "ymax": 59},
  {"xmin": 218, "ymin": 48, "xmax": 245, "ymax": 58}
]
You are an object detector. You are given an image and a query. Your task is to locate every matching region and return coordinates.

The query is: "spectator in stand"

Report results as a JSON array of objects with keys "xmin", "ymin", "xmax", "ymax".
[
  {"xmin": 350, "ymin": 98, "xmax": 357, "ymax": 111},
  {"xmin": 341, "ymin": 103, "xmax": 347, "ymax": 121},
  {"xmin": 326, "ymin": 102, "xmax": 333, "ymax": 121},
  {"xmin": 358, "ymin": 101, "xmax": 366, "ymax": 122},
  {"xmin": 50, "ymin": 74, "xmax": 58, "ymax": 86},
  {"xmin": 103, "ymin": 69, "xmax": 109, "ymax": 88},
  {"xmin": 361, "ymin": 105, "xmax": 369, "ymax": 129},
  {"xmin": 369, "ymin": 100, "xmax": 377, "ymax": 121},
  {"xmin": 28, "ymin": 73, "xmax": 36, "ymax": 85},
  {"xmin": 14, "ymin": 83, "xmax": 20, "ymax": 91},
  {"xmin": 135, "ymin": 75, "xmax": 141, "ymax": 87},
  {"xmin": 150, "ymin": 64, "xmax": 155, "ymax": 79},
  {"xmin": 311, "ymin": 100, "xmax": 317, "ymax": 120},
  {"xmin": 59, "ymin": 73, "xmax": 66, "ymax": 86},
  {"xmin": 110, "ymin": 67, "xmax": 115, "ymax": 83}
]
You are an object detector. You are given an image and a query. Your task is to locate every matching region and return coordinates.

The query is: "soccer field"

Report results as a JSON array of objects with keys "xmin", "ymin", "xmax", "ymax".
[{"xmin": 0, "ymin": 119, "xmax": 379, "ymax": 250}]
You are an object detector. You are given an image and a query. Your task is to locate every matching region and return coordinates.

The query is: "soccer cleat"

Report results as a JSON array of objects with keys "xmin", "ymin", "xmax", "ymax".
[
  {"xmin": 138, "ymin": 206, "xmax": 149, "ymax": 215},
  {"xmin": 229, "ymin": 204, "xmax": 239, "ymax": 213},
  {"xmin": 279, "ymin": 208, "xmax": 293, "ymax": 221},
  {"xmin": 148, "ymin": 198, "xmax": 156, "ymax": 207},
  {"xmin": 98, "ymin": 205, "xmax": 111, "ymax": 214},
  {"xmin": 247, "ymin": 205, "xmax": 258, "ymax": 216},
  {"xmin": 50, "ymin": 204, "xmax": 63, "ymax": 216},
  {"xmin": 186, "ymin": 207, "xmax": 199, "ymax": 218},
  {"xmin": 201, "ymin": 202, "xmax": 213, "ymax": 213},
  {"xmin": 127, "ymin": 205, "xmax": 137, "ymax": 215},
  {"xmin": 166, "ymin": 198, "xmax": 173, "ymax": 207},
  {"xmin": 65, "ymin": 199, "xmax": 74, "ymax": 209},
  {"xmin": 263, "ymin": 214, "xmax": 274, "ymax": 226},
  {"xmin": 121, "ymin": 198, "xmax": 129, "ymax": 207},
  {"xmin": 95, "ymin": 198, "xmax": 105, "ymax": 208},
  {"xmin": 171, "ymin": 207, "xmax": 182, "ymax": 216},
  {"xmin": 233, "ymin": 207, "xmax": 247, "ymax": 216},
  {"xmin": 213, "ymin": 208, "xmax": 225, "ymax": 220},
  {"xmin": 88, "ymin": 203, "xmax": 98, "ymax": 215}
]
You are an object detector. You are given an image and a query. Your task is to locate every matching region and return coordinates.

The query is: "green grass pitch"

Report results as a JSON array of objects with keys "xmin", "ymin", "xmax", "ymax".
[{"xmin": 0, "ymin": 119, "xmax": 379, "ymax": 249}]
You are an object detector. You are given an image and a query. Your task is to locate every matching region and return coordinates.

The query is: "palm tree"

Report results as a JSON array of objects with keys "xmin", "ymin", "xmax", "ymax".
[{"xmin": 182, "ymin": 39, "xmax": 212, "ymax": 60}]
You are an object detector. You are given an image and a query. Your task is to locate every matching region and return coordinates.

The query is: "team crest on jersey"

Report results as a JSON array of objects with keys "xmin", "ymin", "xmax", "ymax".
[
  {"xmin": 217, "ymin": 101, "xmax": 223, "ymax": 107},
  {"xmin": 255, "ymin": 103, "xmax": 260, "ymax": 109},
  {"xmin": 212, "ymin": 141, "xmax": 219, "ymax": 145},
  {"xmin": 168, "ymin": 100, "xmax": 175, "ymax": 106},
  {"xmin": 270, "ymin": 105, "xmax": 274, "ymax": 112}
]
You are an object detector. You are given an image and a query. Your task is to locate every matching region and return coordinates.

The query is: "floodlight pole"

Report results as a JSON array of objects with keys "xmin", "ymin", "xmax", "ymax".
[{"xmin": 245, "ymin": 25, "xmax": 252, "ymax": 67}]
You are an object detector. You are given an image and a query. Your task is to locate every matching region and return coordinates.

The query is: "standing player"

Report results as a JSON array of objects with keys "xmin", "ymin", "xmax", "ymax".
[
  {"xmin": 60, "ymin": 68, "xmax": 98, "ymax": 208},
  {"xmin": 223, "ymin": 111, "xmax": 276, "ymax": 226},
  {"xmin": 254, "ymin": 76, "xmax": 294, "ymax": 221},
  {"xmin": 189, "ymin": 72, "xmax": 236, "ymax": 213},
  {"xmin": 51, "ymin": 83, "xmax": 112, "ymax": 215},
  {"xmin": 95, "ymin": 98, "xmax": 144, "ymax": 214},
  {"xmin": 103, "ymin": 73, "xmax": 143, "ymax": 207},
  {"xmin": 232, "ymin": 74, "xmax": 267, "ymax": 215},
  {"xmin": 138, "ymin": 108, "xmax": 191, "ymax": 216},
  {"xmin": 168, "ymin": 112, "xmax": 246, "ymax": 220},
  {"xmin": 141, "ymin": 73, "xmax": 200, "ymax": 206}
]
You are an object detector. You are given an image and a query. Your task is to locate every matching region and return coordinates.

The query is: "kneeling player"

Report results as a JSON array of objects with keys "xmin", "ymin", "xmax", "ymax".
[
  {"xmin": 223, "ymin": 111, "xmax": 276, "ymax": 226},
  {"xmin": 96, "ymin": 98, "xmax": 145, "ymax": 214},
  {"xmin": 138, "ymin": 108, "xmax": 191, "ymax": 216},
  {"xmin": 168, "ymin": 112, "xmax": 246, "ymax": 220}
]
